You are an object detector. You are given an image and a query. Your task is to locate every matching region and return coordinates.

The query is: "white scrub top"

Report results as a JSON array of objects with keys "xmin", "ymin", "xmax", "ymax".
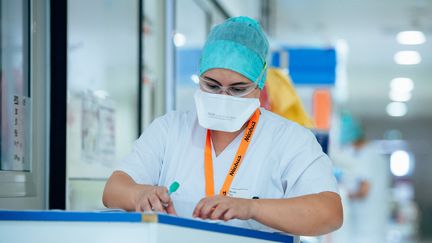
[{"xmin": 117, "ymin": 108, "xmax": 338, "ymax": 231}]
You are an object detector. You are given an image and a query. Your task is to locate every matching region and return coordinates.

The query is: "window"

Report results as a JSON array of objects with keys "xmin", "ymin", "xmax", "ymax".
[{"xmin": 1, "ymin": 0, "xmax": 31, "ymax": 172}]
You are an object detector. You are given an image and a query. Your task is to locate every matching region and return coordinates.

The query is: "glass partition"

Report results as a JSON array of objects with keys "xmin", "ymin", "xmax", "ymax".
[
  {"xmin": 0, "ymin": 0, "xmax": 49, "ymax": 208},
  {"xmin": 174, "ymin": 0, "xmax": 226, "ymax": 111},
  {"xmin": 67, "ymin": 0, "xmax": 140, "ymax": 210}
]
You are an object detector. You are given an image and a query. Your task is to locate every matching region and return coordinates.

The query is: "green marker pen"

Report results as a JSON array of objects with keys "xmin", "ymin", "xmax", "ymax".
[
  {"xmin": 162, "ymin": 181, "xmax": 179, "ymax": 210},
  {"xmin": 168, "ymin": 181, "xmax": 180, "ymax": 196}
]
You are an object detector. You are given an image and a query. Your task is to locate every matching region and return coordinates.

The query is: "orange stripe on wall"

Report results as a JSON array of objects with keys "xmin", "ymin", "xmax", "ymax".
[{"xmin": 313, "ymin": 89, "xmax": 332, "ymax": 130}]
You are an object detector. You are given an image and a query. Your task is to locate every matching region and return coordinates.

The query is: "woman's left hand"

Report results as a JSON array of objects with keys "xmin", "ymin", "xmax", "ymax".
[{"xmin": 192, "ymin": 196, "xmax": 255, "ymax": 221}]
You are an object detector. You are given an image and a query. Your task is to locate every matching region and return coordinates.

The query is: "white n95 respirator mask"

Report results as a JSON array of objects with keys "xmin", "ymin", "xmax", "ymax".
[{"xmin": 194, "ymin": 89, "xmax": 260, "ymax": 132}]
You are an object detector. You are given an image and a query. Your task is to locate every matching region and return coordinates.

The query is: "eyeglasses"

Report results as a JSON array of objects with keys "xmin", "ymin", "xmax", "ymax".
[{"xmin": 199, "ymin": 76, "xmax": 258, "ymax": 97}]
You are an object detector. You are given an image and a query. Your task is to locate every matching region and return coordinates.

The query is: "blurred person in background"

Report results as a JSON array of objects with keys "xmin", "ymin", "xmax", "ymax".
[{"xmin": 332, "ymin": 112, "xmax": 390, "ymax": 243}]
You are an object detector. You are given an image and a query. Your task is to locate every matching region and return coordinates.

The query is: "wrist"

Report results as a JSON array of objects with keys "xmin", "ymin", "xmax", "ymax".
[
  {"xmin": 249, "ymin": 198, "xmax": 260, "ymax": 220},
  {"xmin": 130, "ymin": 184, "xmax": 150, "ymax": 209}
]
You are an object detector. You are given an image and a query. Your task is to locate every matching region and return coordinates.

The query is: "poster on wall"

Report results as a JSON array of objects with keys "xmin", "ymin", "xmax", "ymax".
[
  {"xmin": 1, "ymin": 95, "xmax": 31, "ymax": 171},
  {"xmin": 81, "ymin": 91, "xmax": 116, "ymax": 166}
]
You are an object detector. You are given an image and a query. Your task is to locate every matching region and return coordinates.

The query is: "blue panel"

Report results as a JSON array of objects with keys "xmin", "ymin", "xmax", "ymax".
[
  {"xmin": 0, "ymin": 210, "xmax": 142, "ymax": 222},
  {"xmin": 176, "ymin": 48, "xmax": 201, "ymax": 87},
  {"xmin": 290, "ymin": 72, "xmax": 336, "ymax": 86},
  {"xmin": 177, "ymin": 47, "xmax": 336, "ymax": 86},
  {"xmin": 0, "ymin": 210, "xmax": 294, "ymax": 242},
  {"xmin": 271, "ymin": 52, "xmax": 281, "ymax": 68},
  {"xmin": 270, "ymin": 48, "xmax": 336, "ymax": 85},
  {"xmin": 288, "ymin": 48, "xmax": 336, "ymax": 69},
  {"xmin": 158, "ymin": 214, "xmax": 294, "ymax": 243}
]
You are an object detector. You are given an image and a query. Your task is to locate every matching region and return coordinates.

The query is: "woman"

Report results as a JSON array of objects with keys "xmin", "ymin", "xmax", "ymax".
[{"xmin": 103, "ymin": 16, "xmax": 342, "ymax": 236}]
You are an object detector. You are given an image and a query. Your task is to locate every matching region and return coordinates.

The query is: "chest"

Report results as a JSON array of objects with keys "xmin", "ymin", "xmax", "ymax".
[{"xmin": 159, "ymin": 130, "xmax": 286, "ymax": 209}]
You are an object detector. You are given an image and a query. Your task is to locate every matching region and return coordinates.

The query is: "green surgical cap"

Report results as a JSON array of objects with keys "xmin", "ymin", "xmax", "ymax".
[{"xmin": 200, "ymin": 16, "xmax": 269, "ymax": 89}]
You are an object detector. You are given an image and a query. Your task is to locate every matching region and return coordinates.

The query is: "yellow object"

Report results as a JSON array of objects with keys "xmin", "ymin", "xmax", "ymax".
[
  {"xmin": 265, "ymin": 68, "xmax": 314, "ymax": 128},
  {"xmin": 141, "ymin": 213, "xmax": 158, "ymax": 222}
]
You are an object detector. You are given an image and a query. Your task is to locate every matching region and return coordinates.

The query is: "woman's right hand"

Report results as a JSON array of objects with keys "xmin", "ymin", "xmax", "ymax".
[{"xmin": 133, "ymin": 185, "xmax": 177, "ymax": 215}]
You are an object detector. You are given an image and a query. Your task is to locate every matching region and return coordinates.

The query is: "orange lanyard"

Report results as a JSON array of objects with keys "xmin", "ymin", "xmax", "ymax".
[{"xmin": 204, "ymin": 109, "xmax": 261, "ymax": 197}]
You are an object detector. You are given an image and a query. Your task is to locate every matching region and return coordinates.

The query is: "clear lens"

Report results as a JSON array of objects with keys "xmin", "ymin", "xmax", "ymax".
[
  {"xmin": 200, "ymin": 80, "xmax": 221, "ymax": 93},
  {"xmin": 199, "ymin": 76, "xmax": 257, "ymax": 97},
  {"xmin": 227, "ymin": 85, "xmax": 255, "ymax": 96}
]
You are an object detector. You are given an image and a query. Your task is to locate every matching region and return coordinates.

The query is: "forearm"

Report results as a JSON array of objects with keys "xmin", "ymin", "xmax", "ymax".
[
  {"xmin": 251, "ymin": 192, "xmax": 343, "ymax": 236},
  {"xmin": 102, "ymin": 171, "xmax": 149, "ymax": 211}
]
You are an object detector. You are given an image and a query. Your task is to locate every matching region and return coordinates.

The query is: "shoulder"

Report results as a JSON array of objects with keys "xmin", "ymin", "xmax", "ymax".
[
  {"xmin": 258, "ymin": 109, "xmax": 323, "ymax": 159},
  {"xmin": 137, "ymin": 110, "xmax": 197, "ymax": 141},
  {"xmin": 134, "ymin": 110, "xmax": 197, "ymax": 152},
  {"xmin": 259, "ymin": 108, "xmax": 315, "ymax": 140},
  {"xmin": 151, "ymin": 110, "xmax": 196, "ymax": 128}
]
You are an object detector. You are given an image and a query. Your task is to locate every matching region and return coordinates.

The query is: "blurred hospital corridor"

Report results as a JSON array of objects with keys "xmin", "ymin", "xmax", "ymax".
[{"xmin": 1, "ymin": 0, "xmax": 431, "ymax": 243}]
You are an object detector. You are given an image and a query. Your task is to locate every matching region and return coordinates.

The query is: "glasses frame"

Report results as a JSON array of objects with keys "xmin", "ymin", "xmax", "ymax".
[
  {"xmin": 198, "ymin": 76, "xmax": 259, "ymax": 97},
  {"xmin": 197, "ymin": 63, "xmax": 267, "ymax": 97}
]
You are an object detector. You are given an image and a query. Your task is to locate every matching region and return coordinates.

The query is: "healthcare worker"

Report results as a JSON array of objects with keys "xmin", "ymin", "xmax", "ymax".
[
  {"xmin": 103, "ymin": 16, "xmax": 342, "ymax": 236},
  {"xmin": 332, "ymin": 112, "xmax": 390, "ymax": 243}
]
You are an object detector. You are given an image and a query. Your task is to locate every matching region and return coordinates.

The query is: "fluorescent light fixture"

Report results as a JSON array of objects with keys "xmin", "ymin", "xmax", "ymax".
[
  {"xmin": 390, "ymin": 77, "xmax": 414, "ymax": 93},
  {"xmin": 394, "ymin": 51, "xmax": 421, "ymax": 65},
  {"xmin": 335, "ymin": 39, "xmax": 349, "ymax": 56},
  {"xmin": 390, "ymin": 150, "xmax": 410, "ymax": 177},
  {"xmin": 386, "ymin": 102, "xmax": 407, "ymax": 117},
  {"xmin": 191, "ymin": 74, "xmax": 199, "ymax": 84},
  {"xmin": 397, "ymin": 31, "xmax": 426, "ymax": 45},
  {"xmin": 173, "ymin": 33, "xmax": 186, "ymax": 47},
  {"xmin": 389, "ymin": 90, "xmax": 412, "ymax": 102}
]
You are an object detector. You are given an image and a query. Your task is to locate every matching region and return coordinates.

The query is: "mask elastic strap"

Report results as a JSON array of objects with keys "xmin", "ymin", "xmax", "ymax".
[{"xmin": 255, "ymin": 62, "xmax": 267, "ymax": 88}]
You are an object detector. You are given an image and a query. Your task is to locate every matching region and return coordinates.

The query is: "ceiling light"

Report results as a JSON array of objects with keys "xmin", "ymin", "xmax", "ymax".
[
  {"xmin": 390, "ymin": 78, "xmax": 414, "ymax": 93},
  {"xmin": 394, "ymin": 51, "xmax": 421, "ymax": 65},
  {"xmin": 389, "ymin": 90, "xmax": 412, "ymax": 102},
  {"xmin": 386, "ymin": 102, "xmax": 407, "ymax": 117},
  {"xmin": 173, "ymin": 33, "xmax": 186, "ymax": 47},
  {"xmin": 390, "ymin": 150, "xmax": 410, "ymax": 177},
  {"xmin": 397, "ymin": 31, "xmax": 426, "ymax": 45}
]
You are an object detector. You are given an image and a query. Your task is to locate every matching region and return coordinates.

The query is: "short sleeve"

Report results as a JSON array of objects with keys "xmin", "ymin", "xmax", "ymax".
[
  {"xmin": 115, "ymin": 114, "xmax": 171, "ymax": 185},
  {"xmin": 280, "ymin": 126, "xmax": 339, "ymax": 198}
]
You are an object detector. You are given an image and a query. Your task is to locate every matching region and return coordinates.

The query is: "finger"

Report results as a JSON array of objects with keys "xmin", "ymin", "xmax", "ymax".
[
  {"xmin": 200, "ymin": 198, "xmax": 221, "ymax": 219},
  {"xmin": 223, "ymin": 208, "xmax": 236, "ymax": 221},
  {"xmin": 192, "ymin": 198, "xmax": 207, "ymax": 218},
  {"xmin": 165, "ymin": 200, "xmax": 177, "ymax": 215},
  {"xmin": 138, "ymin": 198, "xmax": 152, "ymax": 212},
  {"xmin": 135, "ymin": 201, "xmax": 141, "ymax": 212},
  {"xmin": 194, "ymin": 197, "xmax": 215, "ymax": 219},
  {"xmin": 193, "ymin": 197, "xmax": 215, "ymax": 218},
  {"xmin": 155, "ymin": 187, "xmax": 170, "ymax": 204},
  {"xmin": 210, "ymin": 203, "xmax": 229, "ymax": 220},
  {"xmin": 149, "ymin": 195, "xmax": 165, "ymax": 213}
]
